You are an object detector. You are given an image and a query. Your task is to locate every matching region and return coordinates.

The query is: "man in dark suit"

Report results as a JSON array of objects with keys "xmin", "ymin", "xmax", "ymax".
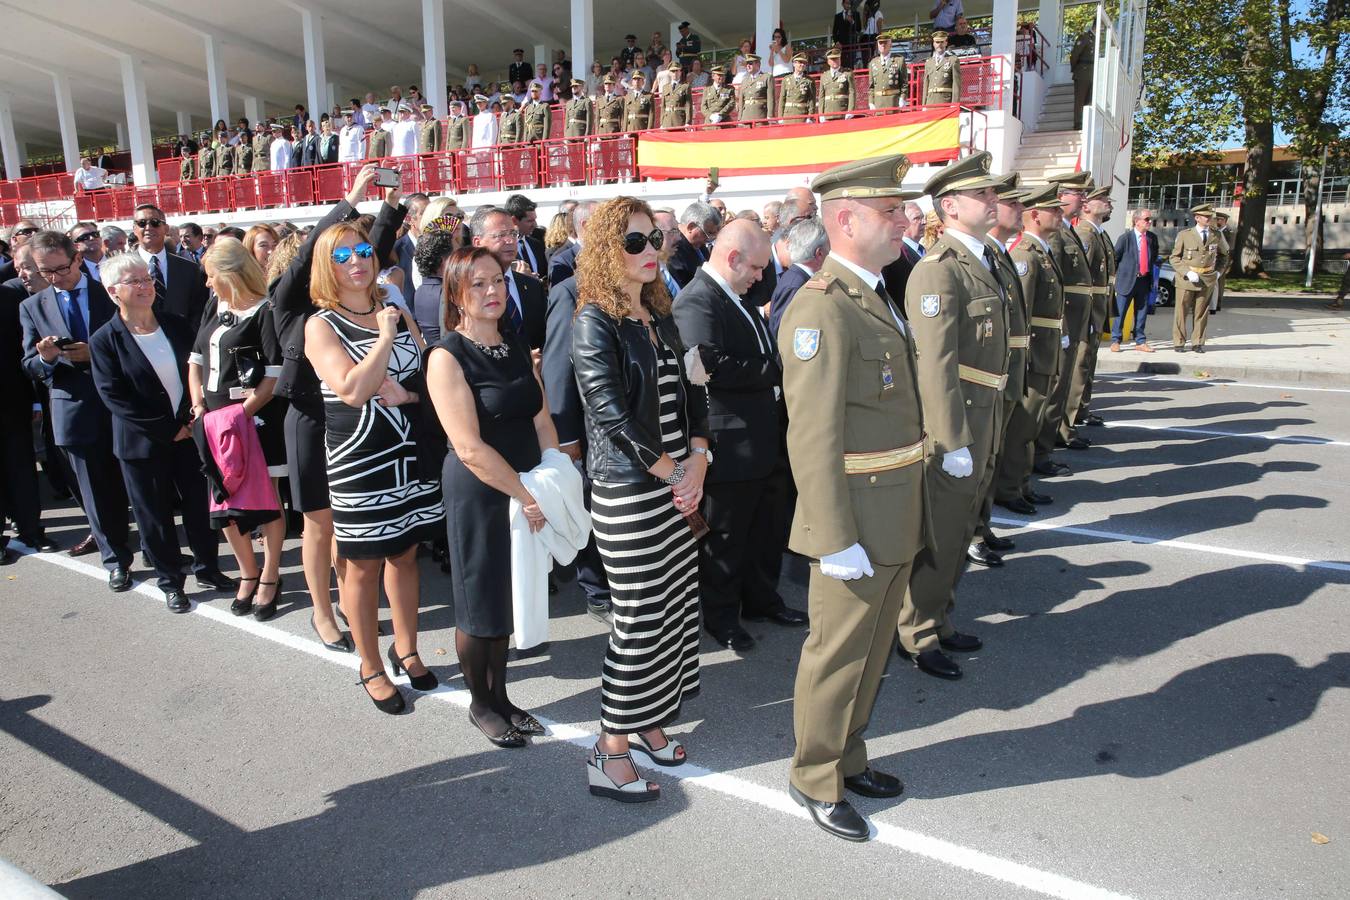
[
  {"xmin": 0, "ymin": 276, "xmax": 55, "ymax": 560},
  {"xmin": 667, "ymin": 200, "xmax": 721, "ymax": 289},
  {"xmin": 504, "ymin": 194, "xmax": 548, "ymax": 280},
  {"xmin": 394, "ymin": 193, "xmax": 429, "ymax": 293},
  {"xmin": 672, "ymin": 220, "xmax": 806, "ymax": 651},
  {"xmin": 881, "ymin": 200, "xmax": 926, "ymax": 302},
  {"xmin": 1111, "ymin": 207, "xmax": 1159, "ymax": 352},
  {"xmin": 768, "ymin": 217, "xmax": 830, "ymax": 339},
  {"xmin": 744, "ymin": 231, "xmax": 783, "ymax": 312},
  {"xmin": 20, "ymin": 231, "xmax": 134, "ymax": 587},
  {"xmin": 470, "ymin": 206, "xmax": 547, "ymax": 350},
  {"xmin": 547, "ymin": 200, "xmax": 594, "ymax": 287},
  {"xmin": 130, "ymin": 204, "xmax": 209, "ymax": 325},
  {"xmin": 509, "ymin": 49, "xmax": 533, "ymax": 88},
  {"xmin": 0, "ymin": 218, "xmax": 40, "ymax": 283},
  {"xmin": 298, "ymin": 119, "xmax": 322, "ymax": 167},
  {"xmin": 832, "ymin": 0, "xmax": 862, "ymax": 66}
]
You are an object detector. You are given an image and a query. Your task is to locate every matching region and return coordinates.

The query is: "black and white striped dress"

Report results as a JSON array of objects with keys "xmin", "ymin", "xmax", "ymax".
[
  {"xmin": 312, "ymin": 309, "xmax": 444, "ymax": 559},
  {"xmin": 590, "ymin": 334, "xmax": 701, "ymax": 734}
]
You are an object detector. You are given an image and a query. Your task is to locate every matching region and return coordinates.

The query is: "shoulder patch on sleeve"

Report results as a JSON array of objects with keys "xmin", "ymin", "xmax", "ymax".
[
  {"xmin": 793, "ymin": 327, "xmax": 821, "ymax": 360},
  {"xmin": 920, "ymin": 294, "xmax": 941, "ymax": 317},
  {"xmin": 1015, "ymin": 260, "xmax": 1028, "ymax": 276}
]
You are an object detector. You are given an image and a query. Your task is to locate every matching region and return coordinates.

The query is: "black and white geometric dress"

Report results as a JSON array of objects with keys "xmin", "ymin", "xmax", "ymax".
[
  {"xmin": 311, "ymin": 309, "xmax": 444, "ymax": 559},
  {"xmin": 590, "ymin": 333, "xmax": 701, "ymax": 734}
]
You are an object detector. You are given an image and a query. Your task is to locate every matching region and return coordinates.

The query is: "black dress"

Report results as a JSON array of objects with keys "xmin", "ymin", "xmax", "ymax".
[
  {"xmin": 191, "ymin": 299, "xmax": 286, "ymax": 475},
  {"xmin": 436, "ymin": 330, "xmax": 542, "ymax": 637}
]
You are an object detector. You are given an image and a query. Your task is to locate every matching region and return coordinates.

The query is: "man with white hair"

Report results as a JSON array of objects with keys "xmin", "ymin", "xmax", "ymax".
[
  {"xmin": 667, "ymin": 200, "xmax": 721, "ymax": 288},
  {"xmin": 768, "ymin": 216, "xmax": 829, "ymax": 339}
]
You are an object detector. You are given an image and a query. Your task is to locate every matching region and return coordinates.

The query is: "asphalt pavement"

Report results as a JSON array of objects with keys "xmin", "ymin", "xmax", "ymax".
[{"xmin": 2, "ymin": 374, "xmax": 1348, "ymax": 899}]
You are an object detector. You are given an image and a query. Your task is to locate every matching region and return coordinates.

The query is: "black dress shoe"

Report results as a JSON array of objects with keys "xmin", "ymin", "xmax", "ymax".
[
  {"xmin": 1032, "ymin": 460, "xmax": 1071, "ymax": 477},
  {"xmin": 20, "ymin": 533, "xmax": 58, "ymax": 553},
  {"xmin": 995, "ymin": 496, "xmax": 1037, "ymax": 515},
  {"xmin": 967, "ymin": 542, "xmax": 1004, "ymax": 567},
  {"xmin": 1193, "ymin": 345, "xmax": 1205, "ymax": 353},
  {"xmin": 1075, "ymin": 412, "xmax": 1104, "ymax": 427},
  {"xmin": 939, "ymin": 631, "xmax": 983, "ymax": 652},
  {"xmin": 195, "ymin": 570, "xmax": 236, "ymax": 592},
  {"xmin": 707, "ymin": 625, "xmax": 755, "ymax": 651},
  {"xmin": 788, "ymin": 784, "xmax": 870, "ymax": 842},
  {"xmin": 0, "ymin": 548, "xmax": 17, "ymax": 566},
  {"xmin": 744, "ymin": 606, "xmax": 808, "ymax": 627},
  {"xmin": 1023, "ymin": 490, "xmax": 1053, "ymax": 505},
  {"xmin": 164, "ymin": 589, "xmax": 190, "ymax": 613},
  {"xmin": 109, "ymin": 566, "xmax": 132, "ymax": 593},
  {"xmin": 1062, "ymin": 436, "xmax": 1091, "ymax": 450},
  {"xmin": 68, "ymin": 534, "xmax": 97, "ymax": 557},
  {"xmin": 1175, "ymin": 345, "xmax": 1188, "ymax": 352},
  {"xmin": 843, "ymin": 767, "xmax": 904, "ymax": 799},
  {"xmin": 981, "ymin": 533, "xmax": 1015, "ymax": 552},
  {"xmin": 902, "ymin": 647, "xmax": 962, "ymax": 679}
]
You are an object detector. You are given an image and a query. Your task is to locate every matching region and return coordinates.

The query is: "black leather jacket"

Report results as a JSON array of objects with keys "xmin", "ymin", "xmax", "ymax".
[{"xmin": 572, "ymin": 303, "xmax": 712, "ymax": 483}]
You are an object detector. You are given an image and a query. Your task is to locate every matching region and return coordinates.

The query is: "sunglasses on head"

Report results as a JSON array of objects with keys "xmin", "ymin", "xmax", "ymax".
[
  {"xmin": 623, "ymin": 230, "xmax": 665, "ymax": 255},
  {"xmin": 330, "ymin": 242, "xmax": 374, "ymax": 264},
  {"xmin": 134, "ymin": 218, "xmax": 164, "ymax": 229}
]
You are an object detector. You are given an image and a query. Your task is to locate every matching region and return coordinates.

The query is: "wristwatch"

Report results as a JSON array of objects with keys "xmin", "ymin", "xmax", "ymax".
[{"xmin": 692, "ymin": 446, "xmax": 714, "ymax": 465}]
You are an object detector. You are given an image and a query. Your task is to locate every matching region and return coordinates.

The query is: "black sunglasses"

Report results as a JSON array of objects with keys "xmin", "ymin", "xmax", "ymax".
[
  {"xmin": 623, "ymin": 229, "xmax": 665, "ymax": 255},
  {"xmin": 134, "ymin": 218, "xmax": 165, "ymax": 229},
  {"xmin": 13, "ymin": 226, "xmax": 38, "ymax": 236},
  {"xmin": 73, "ymin": 232, "xmax": 99, "ymax": 243}
]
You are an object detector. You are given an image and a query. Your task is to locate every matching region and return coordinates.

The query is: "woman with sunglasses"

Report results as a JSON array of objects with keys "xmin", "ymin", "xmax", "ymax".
[
  {"xmin": 305, "ymin": 223, "xmax": 443, "ymax": 715},
  {"xmin": 571, "ymin": 196, "xmax": 712, "ymax": 802}
]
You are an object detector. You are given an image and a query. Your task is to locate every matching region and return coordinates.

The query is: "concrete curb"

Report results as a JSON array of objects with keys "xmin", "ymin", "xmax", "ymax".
[{"xmin": 1095, "ymin": 356, "xmax": 1349, "ymax": 387}]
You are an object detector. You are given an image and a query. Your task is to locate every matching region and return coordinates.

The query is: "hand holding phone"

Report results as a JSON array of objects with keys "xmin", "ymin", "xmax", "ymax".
[{"xmin": 373, "ymin": 166, "xmax": 401, "ymax": 188}]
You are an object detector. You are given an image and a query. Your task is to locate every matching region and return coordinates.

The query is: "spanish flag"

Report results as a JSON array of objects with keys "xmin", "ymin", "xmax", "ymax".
[{"xmin": 637, "ymin": 107, "xmax": 961, "ymax": 180}]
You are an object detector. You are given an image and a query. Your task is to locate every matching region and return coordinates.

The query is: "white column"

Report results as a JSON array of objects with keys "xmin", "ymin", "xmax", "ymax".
[
  {"xmin": 244, "ymin": 96, "xmax": 264, "ymax": 127},
  {"xmin": 670, "ymin": 22, "xmax": 682, "ymax": 54},
  {"xmin": 115, "ymin": 121, "xmax": 128, "ymax": 151},
  {"xmin": 0, "ymin": 93, "xmax": 22, "ymax": 181},
  {"xmin": 298, "ymin": 8, "xmax": 328, "ymax": 125},
  {"xmin": 326, "ymin": 81, "xmax": 338, "ymax": 113},
  {"xmin": 176, "ymin": 110, "xmax": 193, "ymax": 136},
  {"xmin": 534, "ymin": 44, "xmax": 549, "ymax": 70},
  {"xmin": 204, "ymin": 33, "xmax": 229, "ymax": 126},
  {"xmin": 422, "ymin": 0, "xmax": 448, "ymax": 118},
  {"xmin": 991, "ymin": 0, "xmax": 1017, "ymax": 112},
  {"xmin": 119, "ymin": 55, "xmax": 156, "ymax": 184},
  {"xmin": 52, "ymin": 72, "xmax": 81, "ymax": 173},
  {"xmin": 571, "ymin": 0, "xmax": 595, "ymax": 86},
  {"xmin": 1038, "ymin": 0, "xmax": 1063, "ymax": 81},
  {"xmin": 755, "ymin": 0, "xmax": 779, "ymax": 68}
]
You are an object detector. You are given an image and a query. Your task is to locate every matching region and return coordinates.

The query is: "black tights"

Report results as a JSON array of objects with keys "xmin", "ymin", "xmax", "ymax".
[{"xmin": 456, "ymin": 630, "xmax": 525, "ymax": 736}]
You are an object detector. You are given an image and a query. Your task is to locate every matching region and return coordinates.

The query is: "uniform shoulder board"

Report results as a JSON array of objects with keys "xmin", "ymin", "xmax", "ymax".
[
  {"xmin": 921, "ymin": 246, "xmax": 951, "ymax": 263},
  {"xmin": 803, "ymin": 272, "xmax": 841, "ymax": 292}
]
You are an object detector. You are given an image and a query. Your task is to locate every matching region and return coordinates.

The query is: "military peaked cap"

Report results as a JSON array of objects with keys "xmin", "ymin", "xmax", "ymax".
[
  {"xmin": 923, "ymin": 150, "xmax": 999, "ymax": 197},
  {"xmin": 812, "ymin": 154, "xmax": 915, "ymax": 202}
]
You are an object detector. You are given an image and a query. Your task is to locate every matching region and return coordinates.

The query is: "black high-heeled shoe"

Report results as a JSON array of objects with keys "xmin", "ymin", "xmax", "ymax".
[
  {"xmin": 230, "ymin": 576, "xmax": 260, "ymax": 616},
  {"xmin": 252, "ymin": 576, "xmax": 283, "ymax": 621},
  {"xmin": 387, "ymin": 645, "xmax": 439, "ymax": 691},
  {"xmin": 357, "ymin": 669, "xmax": 406, "ymax": 715},
  {"xmin": 309, "ymin": 614, "xmax": 353, "ymax": 652}
]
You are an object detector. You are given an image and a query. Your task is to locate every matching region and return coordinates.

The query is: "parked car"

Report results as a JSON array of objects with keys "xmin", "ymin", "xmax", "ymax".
[{"xmin": 1155, "ymin": 263, "xmax": 1175, "ymax": 307}]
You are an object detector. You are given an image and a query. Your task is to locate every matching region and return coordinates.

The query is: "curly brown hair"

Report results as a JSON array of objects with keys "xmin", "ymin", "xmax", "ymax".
[{"xmin": 575, "ymin": 196, "xmax": 671, "ymax": 320}]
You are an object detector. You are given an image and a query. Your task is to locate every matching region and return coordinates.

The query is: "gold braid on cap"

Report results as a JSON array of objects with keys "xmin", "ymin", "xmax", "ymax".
[{"xmin": 425, "ymin": 213, "xmax": 463, "ymax": 235}]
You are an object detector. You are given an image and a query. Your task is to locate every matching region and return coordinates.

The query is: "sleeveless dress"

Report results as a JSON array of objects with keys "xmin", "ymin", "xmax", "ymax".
[
  {"xmin": 590, "ymin": 330, "xmax": 701, "ymax": 734},
  {"xmin": 312, "ymin": 309, "xmax": 444, "ymax": 558},
  {"xmin": 436, "ymin": 331, "xmax": 542, "ymax": 637}
]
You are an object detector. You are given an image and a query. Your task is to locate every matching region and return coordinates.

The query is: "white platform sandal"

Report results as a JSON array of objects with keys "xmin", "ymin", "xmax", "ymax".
[
  {"xmin": 628, "ymin": 731, "xmax": 687, "ymax": 767},
  {"xmin": 587, "ymin": 745, "xmax": 661, "ymax": 803}
]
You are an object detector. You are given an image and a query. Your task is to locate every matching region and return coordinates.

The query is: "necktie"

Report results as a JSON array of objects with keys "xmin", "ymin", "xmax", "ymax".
[
  {"xmin": 1200, "ymin": 228, "xmax": 1208, "ymax": 242},
  {"xmin": 60, "ymin": 288, "xmax": 88, "ymax": 343},
  {"xmin": 149, "ymin": 254, "xmax": 167, "ymax": 307},
  {"xmin": 875, "ymin": 283, "xmax": 907, "ymax": 335},
  {"xmin": 1138, "ymin": 233, "xmax": 1149, "ymax": 275},
  {"xmin": 505, "ymin": 275, "xmax": 525, "ymax": 335},
  {"xmin": 662, "ymin": 267, "xmax": 680, "ymax": 297}
]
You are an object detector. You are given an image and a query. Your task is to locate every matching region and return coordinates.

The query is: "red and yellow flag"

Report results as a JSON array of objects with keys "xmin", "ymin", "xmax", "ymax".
[{"xmin": 637, "ymin": 107, "xmax": 961, "ymax": 179}]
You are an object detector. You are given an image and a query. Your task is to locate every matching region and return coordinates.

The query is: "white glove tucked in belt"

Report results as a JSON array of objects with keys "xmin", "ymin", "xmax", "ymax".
[
  {"xmin": 1061, "ymin": 335, "xmax": 1070, "ymax": 349},
  {"xmin": 820, "ymin": 543, "xmax": 874, "ymax": 581},
  {"xmin": 942, "ymin": 446, "xmax": 974, "ymax": 478},
  {"xmin": 1186, "ymin": 270, "xmax": 1201, "ymax": 284}
]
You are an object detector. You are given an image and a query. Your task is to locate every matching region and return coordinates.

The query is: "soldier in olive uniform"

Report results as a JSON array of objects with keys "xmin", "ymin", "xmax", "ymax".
[
  {"xmin": 214, "ymin": 130, "xmax": 234, "ymax": 178},
  {"xmin": 779, "ymin": 154, "xmax": 925, "ymax": 842},
  {"xmin": 565, "ymin": 80, "xmax": 594, "ymax": 136},
  {"xmin": 196, "ymin": 133, "xmax": 216, "ymax": 181},
  {"xmin": 623, "ymin": 71, "xmax": 653, "ymax": 132},
  {"xmin": 818, "ymin": 48, "xmax": 857, "ymax": 120},
  {"xmin": 596, "ymin": 75, "xmax": 625, "ymax": 133},
  {"xmin": 1072, "ymin": 185, "xmax": 1115, "ymax": 426},
  {"xmin": 417, "ymin": 103, "xmax": 441, "ymax": 153},
  {"xmin": 498, "ymin": 94, "xmax": 523, "ymax": 144},
  {"xmin": 446, "ymin": 101, "xmax": 471, "ymax": 151},
  {"xmin": 659, "ymin": 62, "xmax": 692, "ymax": 128},
  {"xmin": 996, "ymin": 185, "xmax": 1066, "ymax": 512},
  {"xmin": 1070, "ymin": 28, "xmax": 1094, "ymax": 129},
  {"xmin": 736, "ymin": 54, "xmax": 773, "ymax": 124},
  {"xmin": 868, "ymin": 34, "xmax": 906, "ymax": 110},
  {"xmin": 523, "ymin": 82, "xmax": 551, "ymax": 142},
  {"xmin": 1170, "ymin": 203, "xmax": 1229, "ymax": 352},
  {"xmin": 366, "ymin": 112, "xmax": 391, "ymax": 159},
  {"xmin": 234, "ymin": 127, "xmax": 253, "ymax": 174},
  {"xmin": 179, "ymin": 148, "xmax": 196, "ymax": 182},
  {"xmin": 923, "ymin": 30, "xmax": 963, "ymax": 106},
  {"xmin": 700, "ymin": 66, "xmax": 736, "ymax": 126},
  {"xmin": 897, "ymin": 151, "xmax": 1011, "ymax": 681},
  {"xmin": 1039, "ymin": 171, "xmax": 1094, "ymax": 461},
  {"xmin": 251, "ymin": 124, "xmax": 272, "ymax": 173},
  {"xmin": 777, "ymin": 53, "xmax": 816, "ymax": 122}
]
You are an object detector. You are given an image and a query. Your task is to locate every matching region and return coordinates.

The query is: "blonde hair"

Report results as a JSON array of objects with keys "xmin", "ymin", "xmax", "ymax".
[
  {"xmin": 266, "ymin": 233, "xmax": 303, "ymax": 284},
  {"xmin": 419, "ymin": 196, "xmax": 461, "ymax": 232},
  {"xmin": 575, "ymin": 196, "xmax": 671, "ymax": 320},
  {"xmin": 921, "ymin": 209, "xmax": 944, "ymax": 251},
  {"xmin": 543, "ymin": 212, "xmax": 569, "ymax": 253},
  {"xmin": 309, "ymin": 222, "xmax": 384, "ymax": 311},
  {"xmin": 202, "ymin": 237, "xmax": 269, "ymax": 301}
]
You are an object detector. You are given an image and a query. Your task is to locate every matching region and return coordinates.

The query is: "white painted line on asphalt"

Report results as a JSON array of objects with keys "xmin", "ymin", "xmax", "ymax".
[
  {"xmin": 1097, "ymin": 373, "xmax": 1350, "ymax": 394},
  {"xmin": 990, "ymin": 516, "xmax": 1350, "ymax": 574},
  {"xmin": 1103, "ymin": 419, "xmax": 1350, "ymax": 448},
  {"xmin": 10, "ymin": 545, "xmax": 1136, "ymax": 900}
]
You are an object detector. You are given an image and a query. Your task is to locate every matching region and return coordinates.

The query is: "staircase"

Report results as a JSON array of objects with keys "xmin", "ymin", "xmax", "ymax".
[
  {"xmin": 1034, "ymin": 82, "xmax": 1078, "ymax": 132},
  {"xmin": 1013, "ymin": 82, "xmax": 1082, "ymax": 182}
]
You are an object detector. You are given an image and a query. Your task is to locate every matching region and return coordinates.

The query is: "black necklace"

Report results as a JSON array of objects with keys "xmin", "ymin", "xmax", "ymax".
[{"xmin": 337, "ymin": 299, "xmax": 376, "ymax": 315}]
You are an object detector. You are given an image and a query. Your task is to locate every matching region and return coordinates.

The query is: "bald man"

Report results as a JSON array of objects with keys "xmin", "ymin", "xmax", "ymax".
[
  {"xmin": 783, "ymin": 186, "xmax": 819, "ymax": 223},
  {"xmin": 673, "ymin": 219, "xmax": 807, "ymax": 651}
]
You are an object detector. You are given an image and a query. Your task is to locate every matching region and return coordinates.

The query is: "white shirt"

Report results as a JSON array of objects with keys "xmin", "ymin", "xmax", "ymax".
[
  {"xmin": 828, "ymin": 252, "xmax": 906, "ymax": 336},
  {"xmin": 136, "ymin": 246, "xmax": 170, "ymax": 288},
  {"xmin": 701, "ymin": 262, "xmax": 782, "ymax": 400},
  {"xmin": 338, "ymin": 124, "xmax": 365, "ymax": 162},
  {"xmin": 130, "ymin": 327, "xmax": 184, "ymax": 411},
  {"xmin": 361, "ymin": 102, "xmax": 382, "ymax": 123},
  {"xmin": 73, "ymin": 166, "xmax": 107, "ymax": 190},
  {"xmin": 902, "ymin": 236, "xmax": 925, "ymax": 258},
  {"xmin": 1023, "ymin": 231, "xmax": 1051, "ymax": 253},
  {"xmin": 270, "ymin": 138, "xmax": 293, "ymax": 170},
  {"xmin": 471, "ymin": 111, "xmax": 499, "ymax": 148},
  {"xmin": 391, "ymin": 119, "xmax": 419, "ymax": 156},
  {"xmin": 944, "ymin": 226, "xmax": 993, "ymax": 269},
  {"xmin": 932, "ymin": 0, "xmax": 964, "ymax": 30}
]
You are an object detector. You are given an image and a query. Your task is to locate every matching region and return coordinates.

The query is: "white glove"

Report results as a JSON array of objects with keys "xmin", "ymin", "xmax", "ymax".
[
  {"xmin": 820, "ymin": 543, "xmax": 874, "ymax": 581},
  {"xmin": 1061, "ymin": 335, "xmax": 1070, "ymax": 349},
  {"xmin": 942, "ymin": 447, "xmax": 974, "ymax": 478},
  {"xmin": 710, "ymin": 113, "xmax": 722, "ymax": 123},
  {"xmin": 1186, "ymin": 270, "xmax": 1201, "ymax": 284}
]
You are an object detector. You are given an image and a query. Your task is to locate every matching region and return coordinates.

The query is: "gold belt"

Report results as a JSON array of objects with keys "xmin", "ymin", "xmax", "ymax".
[
  {"xmin": 1029, "ymin": 316, "xmax": 1063, "ymax": 330},
  {"xmin": 1062, "ymin": 285, "xmax": 1094, "ymax": 296},
  {"xmin": 1092, "ymin": 286, "xmax": 1112, "ymax": 296},
  {"xmin": 1008, "ymin": 335, "xmax": 1030, "ymax": 349},
  {"xmin": 844, "ymin": 437, "xmax": 927, "ymax": 475},
  {"xmin": 958, "ymin": 364, "xmax": 1008, "ymax": 390},
  {"xmin": 1191, "ymin": 266, "xmax": 1215, "ymax": 275}
]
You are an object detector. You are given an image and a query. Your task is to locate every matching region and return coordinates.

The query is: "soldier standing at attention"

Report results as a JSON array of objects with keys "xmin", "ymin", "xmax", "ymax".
[
  {"xmin": 779, "ymin": 154, "xmax": 924, "ymax": 842},
  {"xmin": 214, "ymin": 129, "xmax": 234, "ymax": 178},
  {"xmin": 701, "ymin": 66, "xmax": 736, "ymax": 125},
  {"xmin": 997, "ymin": 185, "xmax": 1066, "ymax": 514},
  {"xmin": 524, "ymin": 81, "xmax": 552, "ymax": 142},
  {"xmin": 923, "ymin": 30, "xmax": 963, "ymax": 106},
  {"xmin": 1211, "ymin": 210, "xmax": 1233, "ymax": 313},
  {"xmin": 660, "ymin": 62, "xmax": 692, "ymax": 128},
  {"xmin": 234, "ymin": 119, "xmax": 254, "ymax": 173},
  {"xmin": 818, "ymin": 48, "xmax": 857, "ymax": 120},
  {"xmin": 417, "ymin": 104, "xmax": 441, "ymax": 153},
  {"xmin": 445, "ymin": 101, "xmax": 469, "ymax": 151},
  {"xmin": 1072, "ymin": 186, "xmax": 1115, "ymax": 427},
  {"xmin": 565, "ymin": 80, "xmax": 594, "ymax": 136},
  {"xmin": 623, "ymin": 70, "xmax": 653, "ymax": 132},
  {"xmin": 366, "ymin": 110, "xmax": 391, "ymax": 159},
  {"xmin": 778, "ymin": 53, "xmax": 816, "ymax": 122},
  {"xmin": 1170, "ymin": 203, "xmax": 1229, "ymax": 353},
  {"xmin": 179, "ymin": 144, "xmax": 197, "ymax": 182},
  {"xmin": 1038, "ymin": 171, "xmax": 1094, "ymax": 459},
  {"xmin": 498, "ymin": 94, "xmax": 523, "ymax": 144},
  {"xmin": 596, "ymin": 75, "xmax": 625, "ymax": 133},
  {"xmin": 1070, "ymin": 27, "xmax": 1095, "ymax": 128},
  {"xmin": 252, "ymin": 123, "xmax": 272, "ymax": 173},
  {"xmin": 897, "ymin": 150, "xmax": 1010, "ymax": 681},
  {"xmin": 737, "ymin": 55, "xmax": 774, "ymax": 124},
  {"xmin": 868, "ymin": 34, "xmax": 906, "ymax": 110},
  {"xmin": 196, "ymin": 132, "xmax": 215, "ymax": 180}
]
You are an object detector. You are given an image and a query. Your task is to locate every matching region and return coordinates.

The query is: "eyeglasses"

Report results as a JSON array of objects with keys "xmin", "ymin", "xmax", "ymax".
[
  {"xmin": 117, "ymin": 276, "xmax": 156, "ymax": 288},
  {"xmin": 133, "ymin": 218, "xmax": 165, "ymax": 229},
  {"xmin": 623, "ymin": 229, "xmax": 665, "ymax": 255},
  {"xmin": 486, "ymin": 229, "xmax": 521, "ymax": 242},
  {"xmin": 36, "ymin": 261, "xmax": 75, "ymax": 278},
  {"xmin": 330, "ymin": 242, "xmax": 374, "ymax": 264},
  {"xmin": 73, "ymin": 232, "xmax": 99, "ymax": 243},
  {"xmin": 13, "ymin": 227, "xmax": 38, "ymax": 237}
]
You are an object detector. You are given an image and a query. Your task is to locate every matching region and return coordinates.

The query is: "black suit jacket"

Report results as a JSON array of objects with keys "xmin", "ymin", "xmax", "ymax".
[
  {"xmin": 671, "ymin": 269, "xmax": 782, "ymax": 484},
  {"xmin": 515, "ymin": 235, "xmax": 548, "ymax": 281},
  {"xmin": 881, "ymin": 252, "xmax": 916, "ymax": 315},
  {"xmin": 0, "ymin": 280, "xmax": 36, "ymax": 413},
  {"xmin": 832, "ymin": 10, "xmax": 861, "ymax": 46},
  {"xmin": 745, "ymin": 259, "xmax": 778, "ymax": 311},
  {"xmin": 548, "ymin": 241, "xmax": 579, "ymax": 288},
  {"xmin": 666, "ymin": 233, "xmax": 704, "ymax": 290},
  {"xmin": 0, "ymin": 260, "xmax": 16, "ymax": 284},
  {"xmin": 542, "ymin": 275, "xmax": 584, "ymax": 445},
  {"xmin": 89, "ymin": 311, "xmax": 195, "ymax": 460},
  {"xmin": 505, "ymin": 269, "xmax": 547, "ymax": 350},
  {"xmin": 300, "ymin": 133, "xmax": 322, "ymax": 167},
  {"xmin": 1113, "ymin": 228, "xmax": 1159, "ymax": 294},
  {"xmin": 141, "ymin": 250, "xmax": 209, "ymax": 325},
  {"xmin": 767, "ymin": 264, "xmax": 812, "ymax": 340},
  {"xmin": 19, "ymin": 279, "xmax": 119, "ymax": 447}
]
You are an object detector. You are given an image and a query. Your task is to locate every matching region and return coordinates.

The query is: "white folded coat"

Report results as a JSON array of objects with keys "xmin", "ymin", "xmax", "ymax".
[{"xmin": 510, "ymin": 448, "xmax": 592, "ymax": 649}]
